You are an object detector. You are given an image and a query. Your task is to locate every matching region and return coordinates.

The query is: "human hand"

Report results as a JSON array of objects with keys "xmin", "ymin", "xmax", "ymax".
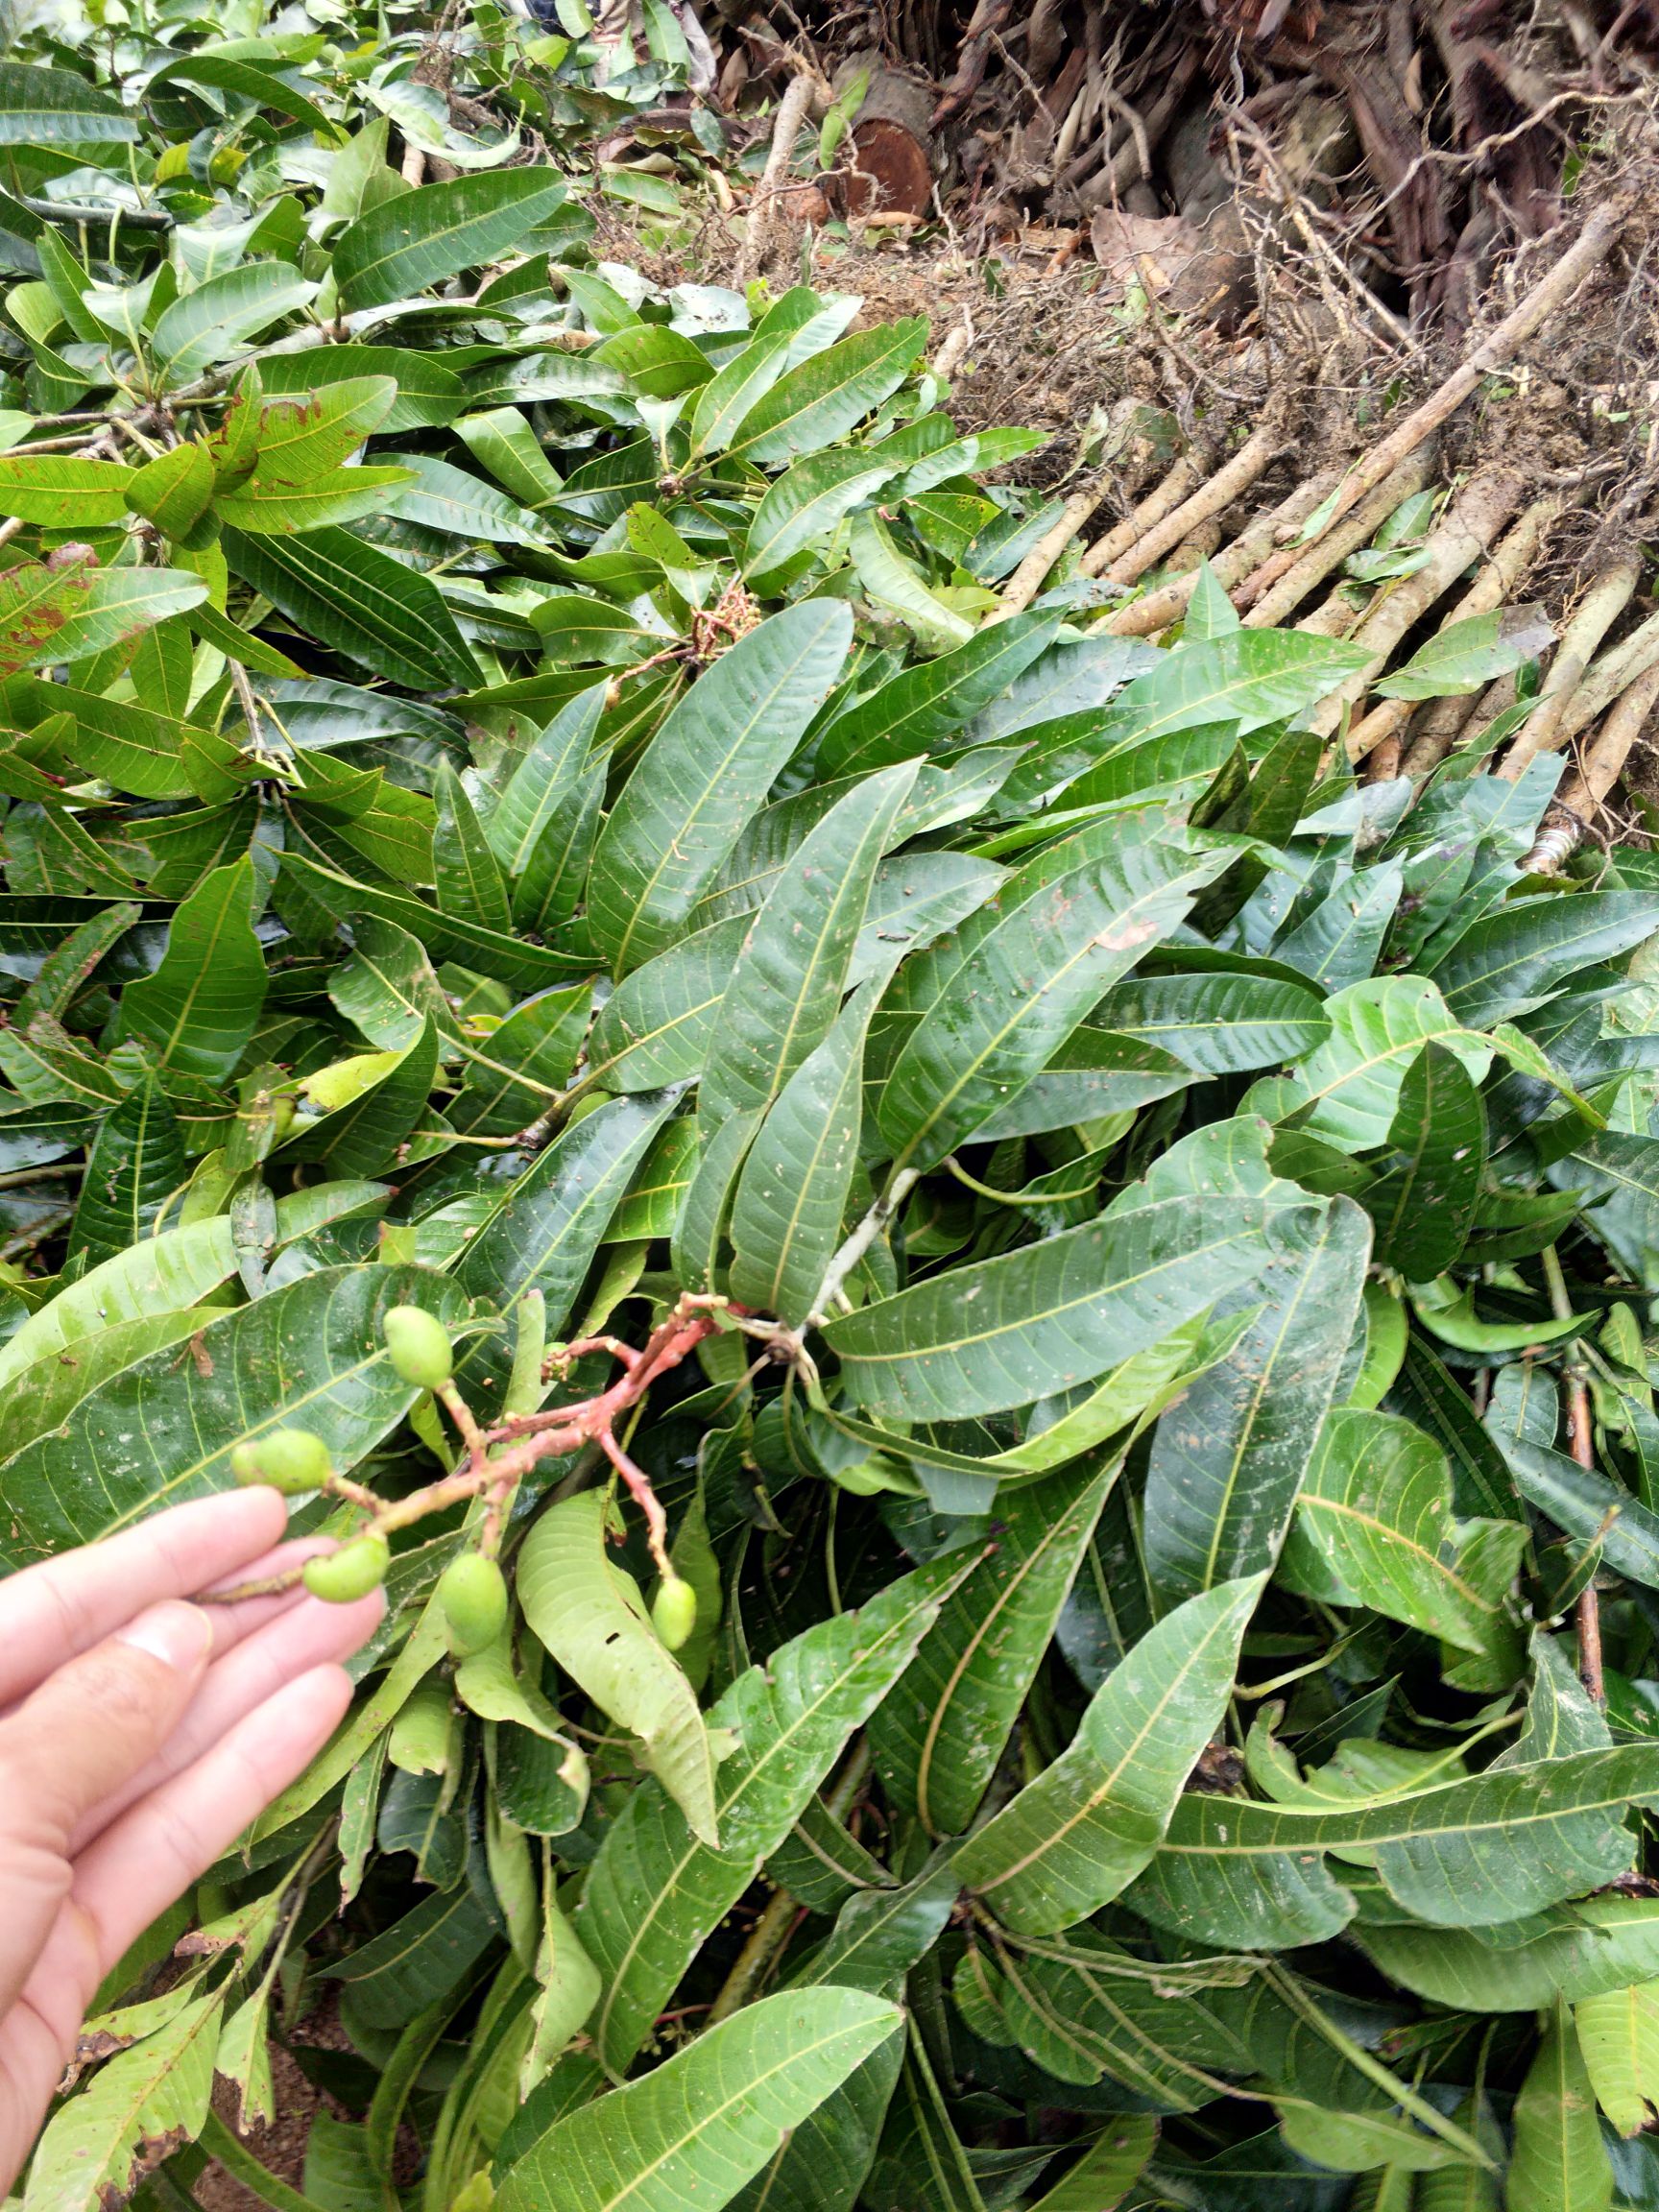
[{"xmin": 0, "ymin": 1490, "xmax": 385, "ymax": 2197}]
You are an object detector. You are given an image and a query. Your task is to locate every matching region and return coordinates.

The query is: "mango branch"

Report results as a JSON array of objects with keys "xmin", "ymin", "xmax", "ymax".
[{"xmin": 213, "ymin": 1295, "xmax": 738, "ymax": 1606}]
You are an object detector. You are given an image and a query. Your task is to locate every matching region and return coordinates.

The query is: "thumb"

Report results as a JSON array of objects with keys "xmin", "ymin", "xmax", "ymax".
[{"xmin": 0, "ymin": 1601, "xmax": 213, "ymax": 1850}]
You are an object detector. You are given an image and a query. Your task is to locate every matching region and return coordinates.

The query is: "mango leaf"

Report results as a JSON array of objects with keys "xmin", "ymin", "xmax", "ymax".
[
  {"xmin": 825, "ymin": 1178, "xmax": 1313, "ymax": 1423},
  {"xmin": 0, "ymin": 60, "xmax": 136, "ymax": 141},
  {"xmin": 66, "ymin": 1073, "xmax": 187, "ymax": 1263},
  {"xmin": 878, "ymin": 820, "xmax": 1230, "ymax": 1171},
  {"xmin": 729, "ymin": 990, "xmax": 873, "ymax": 1324},
  {"xmin": 0, "ymin": 451, "xmax": 133, "ymax": 523},
  {"xmin": 0, "ymin": 560, "xmax": 206, "ymax": 675},
  {"xmin": 1502, "ymin": 1434, "xmax": 1659, "ymax": 1593},
  {"xmin": 743, "ymin": 449, "xmax": 901, "ymax": 585},
  {"xmin": 954, "ymin": 1576, "xmax": 1262, "ymax": 1943},
  {"xmin": 517, "ymin": 1491, "xmax": 718, "ymax": 1846},
  {"xmin": 1281, "ymin": 974, "xmax": 1491, "ymax": 1152},
  {"xmin": 588, "ymin": 600, "xmax": 853, "ymax": 974},
  {"xmin": 1431, "ymin": 891, "xmax": 1659, "ymax": 1029},
  {"xmin": 1374, "ymin": 608, "xmax": 1554, "ymax": 700},
  {"xmin": 487, "ymin": 682, "xmax": 606, "ymax": 878},
  {"xmin": 1090, "ymin": 970, "xmax": 1331, "ymax": 1074},
  {"xmin": 586, "ymin": 916, "xmax": 747, "ymax": 1094},
  {"xmin": 957, "ymin": 1935, "xmax": 1254, "ymax": 2106},
  {"xmin": 862, "ymin": 2036, "xmax": 986, "ymax": 2212},
  {"xmin": 1360, "ymin": 1898, "xmax": 1659, "ymax": 2014},
  {"xmin": 495, "ymin": 1987, "xmax": 901, "ymax": 2212},
  {"xmin": 725, "ymin": 320, "xmax": 927, "ymax": 468},
  {"xmin": 1135, "ymin": 1745, "xmax": 1659, "ymax": 1936},
  {"xmin": 1363, "ymin": 1042, "xmax": 1487, "ymax": 1276},
  {"xmin": 1025, "ymin": 2121, "xmax": 1159, "ymax": 2212},
  {"xmin": 451, "ymin": 984, "xmax": 590, "ymax": 1139},
  {"xmin": 868, "ymin": 1456, "xmax": 1115, "ymax": 1836},
  {"xmin": 1575, "ymin": 1983, "xmax": 1659, "ymax": 2137},
  {"xmin": 455, "ymin": 1091, "xmax": 675, "ymax": 1356},
  {"xmin": 0, "ymin": 1178, "xmax": 387, "ymax": 1394},
  {"xmin": 21, "ymin": 1993, "xmax": 222, "ymax": 2212},
  {"xmin": 1072, "ymin": 628, "xmax": 1371, "ymax": 769},
  {"xmin": 332, "ymin": 171, "xmax": 570, "ymax": 314},
  {"xmin": 813, "ymin": 614, "xmax": 1060, "ymax": 781},
  {"xmin": 223, "ymin": 526, "xmax": 478, "ymax": 691},
  {"xmin": 118, "ymin": 854, "xmax": 266, "ymax": 1082},
  {"xmin": 1143, "ymin": 1195, "xmax": 1370, "ymax": 1602},
  {"xmin": 1507, "ymin": 1999, "xmax": 1614, "ymax": 2212},
  {"xmin": 1290, "ymin": 1408, "xmax": 1525, "ymax": 1674},
  {"xmin": 725, "ymin": 2036, "xmax": 903, "ymax": 2212},
  {"xmin": 0, "ymin": 1261, "xmax": 457, "ymax": 1559},
  {"xmin": 702, "ymin": 760, "xmax": 915, "ymax": 1124},
  {"xmin": 151, "ymin": 264, "xmax": 317, "ymax": 383},
  {"xmin": 214, "ymin": 464, "xmax": 413, "ymax": 534},
  {"xmin": 432, "ymin": 760, "xmax": 512, "ymax": 934},
  {"xmin": 575, "ymin": 1551, "xmax": 969, "ymax": 2072}
]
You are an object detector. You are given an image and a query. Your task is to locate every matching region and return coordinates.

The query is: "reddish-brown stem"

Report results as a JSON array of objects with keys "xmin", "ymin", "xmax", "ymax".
[
  {"xmin": 553, "ymin": 1333, "xmax": 641, "ymax": 1374},
  {"xmin": 437, "ymin": 1381, "xmax": 489, "ymax": 1465},
  {"xmin": 206, "ymin": 1299, "xmax": 737, "ymax": 1603},
  {"xmin": 599, "ymin": 1428, "xmax": 673, "ymax": 1582}
]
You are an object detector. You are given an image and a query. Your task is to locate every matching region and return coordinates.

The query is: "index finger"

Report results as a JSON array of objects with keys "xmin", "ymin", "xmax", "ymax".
[{"xmin": 0, "ymin": 1490, "xmax": 288, "ymax": 1706}]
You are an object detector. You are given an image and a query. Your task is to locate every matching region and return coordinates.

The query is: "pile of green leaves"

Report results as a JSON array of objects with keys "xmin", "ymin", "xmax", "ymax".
[{"xmin": 12, "ymin": 10, "xmax": 1659, "ymax": 2212}]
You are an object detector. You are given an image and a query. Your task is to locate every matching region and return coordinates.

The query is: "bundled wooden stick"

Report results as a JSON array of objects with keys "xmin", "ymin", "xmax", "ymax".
[
  {"xmin": 1100, "ymin": 468, "xmax": 1343, "ymax": 637},
  {"xmin": 993, "ymin": 488, "xmax": 1105, "ymax": 618},
  {"xmin": 1240, "ymin": 447, "xmax": 1438, "ymax": 628},
  {"xmin": 1080, "ymin": 451, "xmax": 1207, "ymax": 577},
  {"xmin": 1097, "ymin": 413, "xmax": 1287, "ymax": 590},
  {"xmin": 1498, "ymin": 559, "xmax": 1642, "ymax": 781},
  {"xmin": 1342, "ymin": 490, "xmax": 1563, "ymax": 768},
  {"xmin": 1402, "ymin": 669, "xmax": 1513, "ymax": 780},
  {"xmin": 1512, "ymin": 600, "xmax": 1659, "ymax": 779},
  {"xmin": 1238, "ymin": 191, "xmax": 1635, "ymax": 603},
  {"xmin": 1321, "ymin": 471, "xmax": 1527, "ymax": 752},
  {"xmin": 1523, "ymin": 658, "xmax": 1659, "ymax": 873}
]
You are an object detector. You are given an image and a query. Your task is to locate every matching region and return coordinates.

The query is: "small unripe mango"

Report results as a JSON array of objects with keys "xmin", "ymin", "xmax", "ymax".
[
  {"xmin": 231, "ymin": 1427, "xmax": 331, "ymax": 1495},
  {"xmin": 438, "ymin": 1551, "xmax": 509, "ymax": 1657},
  {"xmin": 303, "ymin": 1532, "xmax": 390, "ymax": 1603},
  {"xmin": 384, "ymin": 1305, "xmax": 453, "ymax": 1390},
  {"xmin": 652, "ymin": 1574, "xmax": 698, "ymax": 1651}
]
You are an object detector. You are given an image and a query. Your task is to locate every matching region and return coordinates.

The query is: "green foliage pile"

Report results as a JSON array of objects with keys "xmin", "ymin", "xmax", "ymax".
[{"xmin": 11, "ymin": 11, "xmax": 1659, "ymax": 2212}]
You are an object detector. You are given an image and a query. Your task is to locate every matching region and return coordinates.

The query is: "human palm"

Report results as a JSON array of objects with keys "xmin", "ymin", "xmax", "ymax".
[{"xmin": 0, "ymin": 1490, "xmax": 383, "ymax": 2195}]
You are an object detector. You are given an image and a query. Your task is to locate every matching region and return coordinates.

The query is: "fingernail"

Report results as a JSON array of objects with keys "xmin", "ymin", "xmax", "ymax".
[{"xmin": 117, "ymin": 1600, "xmax": 212, "ymax": 1671}]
